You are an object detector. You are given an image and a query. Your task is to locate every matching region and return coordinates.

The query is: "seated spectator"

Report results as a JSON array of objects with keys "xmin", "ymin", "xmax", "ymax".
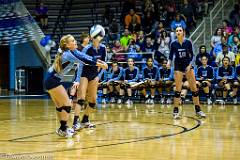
[
  {"xmin": 230, "ymin": 35, "xmax": 240, "ymax": 54},
  {"xmin": 143, "ymin": 0, "xmax": 155, "ymax": 16},
  {"xmin": 35, "ymin": 2, "xmax": 48, "ymax": 29},
  {"xmin": 170, "ymin": 13, "xmax": 187, "ymax": 41},
  {"xmin": 165, "ymin": 0, "xmax": 176, "ymax": 27},
  {"xmin": 229, "ymin": 4, "xmax": 240, "ymax": 27},
  {"xmin": 108, "ymin": 18, "xmax": 120, "ymax": 42},
  {"xmin": 141, "ymin": 36, "xmax": 154, "ymax": 59},
  {"xmin": 228, "ymin": 26, "xmax": 240, "ymax": 46},
  {"xmin": 78, "ymin": 32, "xmax": 89, "ymax": 51},
  {"xmin": 216, "ymin": 57, "xmax": 235, "ymax": 103},
  {"xmin": 120, "ymin": 28, "xmax": 132, "ymax": 49},
  {"xmin": 112, "ymin": 40, "xmax": 126, "ymax": 62},
  {"xmin": 222, "ymin": 20, "xmax": 233, "ymax": 37},
  {"xmin": 213, "ymin": 36, "xmax": 228, "ymax": 58},
  {"xmin": 124, "ymin": 8, "xmax": 141, "ymax": 33},
  {"xmin": 196, "ymin": 55, "xmax": 214, "ymax": 105},
  {"xmin": 121, "ymin": 0, "xmax": 136, "ymax": 24},
  {"xmin": 211, "ymin": 28, "xmax": 223, "ymax": 49},
  {"xmin": 155, "ymin": 30, "xmax": 170, "ymax": 59},
  {"xmin": 143, "ymin": 11, "xmax": 155, "ymax": 33},
  {"xmin": 102, "ymin": 5, "xmax": 114, "ymax": 26},
  {"xmin": 235, "ymin": 45, "xmax": 240, "ymax": 66},
  {"xmin": 215, "ymin": 44, "xmax": 235, "ymax": 66},
  {"xmin": 232, "ymin": 61, "xmax": 240, "ymax": 104},
  {"xmin": 136, "ymin": 30, "xmax": 145, "ymax": 51},
  {"xmin": 170, "ymin": 13, "xmax": 187, "ymax": 31},
  {"xmin": 181, "ymin": 0, "xmax": 196, "ymax": 34},
  {"xmin": 196, "ymin": 45, "xmax": 211, "ymax": 67},
  {"xmin": 128, "ymin": 38, "xmax": 141, "ymax": 60}
]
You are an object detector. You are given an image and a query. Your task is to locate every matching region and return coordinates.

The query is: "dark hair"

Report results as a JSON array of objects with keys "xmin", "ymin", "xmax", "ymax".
[
  {"xmin": 201, "ymin": 55, "xmax": 208, "ymax": 60},
  {"xmin": 112, "ymin": 61, "xmax": 118, "ymax": 65},
  {"xmin": 222, "ymin": 56, "xmax": 230, "ymax": 63},
  {"xmin": 80, "ymin": 32, "xmax": 89, "ymax": 43},
  {"xmin": 214, "ymin": 28, "xmax": 222, "ymax": 36}
]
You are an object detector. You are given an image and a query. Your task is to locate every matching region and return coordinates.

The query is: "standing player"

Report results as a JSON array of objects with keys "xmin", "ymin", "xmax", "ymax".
[
  {"xmin": 76, "ymin": 25, "xmax": 108, "ymax": 129},
  {"xmin": 44, "ymin": 34, "xmax": 107, "ymax": 137},
  {"xmin": 167, "ymin": 26, "xmax": 206, "ymax": 119},
  {"xmin": 196, "ymin": 55, "xmax": 214, "ymax": 105}
]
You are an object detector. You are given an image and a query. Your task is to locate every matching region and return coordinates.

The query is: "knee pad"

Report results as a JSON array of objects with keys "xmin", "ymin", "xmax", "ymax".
[
  {"xmin": 202, "ymin": 82, "xmax": 208, "ymax": 87},
  {"xmin": 56, "ymin": 106, "xmax": 71, "ymax": 113},
  {"xmin": 120, "ymin": 83, "xmax": 125, "ymax": 89},
  {"xmin": 150, "ymin": 84, "xmax": 155, "ymax": 88},
  {"xmin": 89, "ymin": 103, "xmax": 96, "ymax": 109},
  {"xmin": 192, "ymin": 91, "xmax": 199, "ymax": 97},
  {"xmin": 126, "ymin": 83, "xmax": 131, "ymax": 88},
  {"xmin": 174, "ymin": 91, "xmax": 181, "ymax": 98},
  {"xmin": 77, "ymin": 99, "xmax": 85, "ymax": 106}
]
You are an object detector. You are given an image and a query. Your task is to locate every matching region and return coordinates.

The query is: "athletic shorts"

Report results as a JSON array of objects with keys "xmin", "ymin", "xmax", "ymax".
[
  {"xmin": 44, "ymin": 72, "xmax": 61, "ymax": 90},
  {"xmin": 174, "ymin": 63, "xmax": 193, "ymax": 73},
  {"xmin": 81, "ymin": 70, "xmax": 98, "ymax": 81}
]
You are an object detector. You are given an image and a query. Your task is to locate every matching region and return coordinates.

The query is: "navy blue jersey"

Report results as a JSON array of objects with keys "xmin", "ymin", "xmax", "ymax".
[
  {"xmin": 235, "ymin": 65, "xmax": 240, "ymax": 78},
  {"xmin": 109, "ymin": 67, "xmax": 124, "ymax": 81},
  {"xmin": 99, "ymin": 70, "xmax": 108, "ymax": 83},
  {"xmin": 159, "ymin": 67, "xmax": 174, "ymax": 81},
  {"xmin": 196, "ymin": 65, "xmax": 214, "ymax": 81},
  {"xmin": 142, "ymin": 66, "xmax": 158, "ymax": 80},
  {"xmin": 169, "ymin": 39, "xmax": 194, "ymax": 66},
  {"xmin": 124, "ymin": 66, "xmax": 139, "ymax": 82},
  {"xmin": 216, "ymin": 66, "xmax": 235, "ymax": 80},
  {"xmin": 81, "ymin": 44, "xmax": 107, "ymax": 79}
]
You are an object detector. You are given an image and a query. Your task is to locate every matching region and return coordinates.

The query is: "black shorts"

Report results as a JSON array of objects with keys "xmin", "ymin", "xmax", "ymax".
[
  {"xmin": 81, "ymin": 71, "xmax": 98, "ymax": 81},
  {"xmin": 44, "ymin": 73, "xmax": 61, "ymax": 90},
  {"xmin": 174, "ymin": 63, "xmax": 193, "ymax": 73}
]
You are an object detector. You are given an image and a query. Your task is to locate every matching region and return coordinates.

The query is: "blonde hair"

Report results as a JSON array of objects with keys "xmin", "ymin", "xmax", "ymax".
[{"xmin": 53, "ymin": 34, "xmax": 73, "ymax": 73}]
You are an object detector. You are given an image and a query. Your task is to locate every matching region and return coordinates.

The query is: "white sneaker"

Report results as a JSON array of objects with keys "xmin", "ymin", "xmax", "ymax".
[
  {"xmin": 145, "ymin": 99, "xmax": 150, "ymax": 104},
  {"xmin": 117, "ymin": 99, "xmax": 122, "ymax": 104},
  {"xmin": 166, "ymin": 98, "xmax": 172, "ymax": 104},
  {"xmin": 102, "ymin": 98, "xmax": 106, "ymax": 104},
  {"xmin": 233, "ymin": 98, "xmax": 238, "ymax": 104},
  {"xmin": 207, "ymin": 98, "xmax": 212, "ymax": 105},
  {"xmin": 173, "ymin": 111, "xmax": 181, "ymax": 119},
  {"xmin": 149, "ymin": 99, "xmax": 154, "ymax": 104},
  {"xmin": 56, "ymin": 127, "xmax": 75, "ymax": 138},
  {"xmin": 160, "ymin": 98, "xmax": 165, "ymax": 104},
  {"xmin": 73, "ymin": 121, "xmax": 82, "ymax": 131},
  {"xmin": 81, "ymin": 121, "xmax": 96, "ymax": 129},
  {"xmin": 110, "ymin": 97, "xmax": 115, "ymax": 103},
  {"xmin": 196, "ymin": 111, "xmax": 206, "ymax": 118},
  {"xmin": 125, "ymin": 99, "xmax": 133, "ymax": 105}
]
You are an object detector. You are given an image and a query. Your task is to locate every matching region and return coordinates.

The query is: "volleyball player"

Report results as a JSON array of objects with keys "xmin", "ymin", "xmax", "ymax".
[
  {"xmin": 166, "ymin": 26, "xmax": 206, "ymax": 119},
  {"xmin": 44, "ymin": 34, "xmax": 107, "ymax": 137},
  {"xmin": 106, "ymin": 61, "xmax": 124, "ymax": 103},
  {"xmin": 119, "ymin": 58, "xmax": 140, "ymax": 105},
  {"xmin": 76, "ymin": 25, "xmax": 107, "ymax": 129},
  {"xmin": 196, "ymin": 55, "xmax": 214, "ymax": 105},
  {"xmin": 142, "ymin": 57, "xmax": 158, "ymax": 104},
  {"xmin": 216, "ymin": 57, "xmax": 235, "ymax": 104}
]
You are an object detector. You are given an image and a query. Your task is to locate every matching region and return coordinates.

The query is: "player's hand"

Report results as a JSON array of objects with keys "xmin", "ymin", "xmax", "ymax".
[
  {"xmin": 166, "ymin": 61, "xmax": 171, "ymax": 69},
  {"xmin": 97, "ymin": 59, "xmax": 108, "ymax": 70},
  {"xmin": 72, "ymin": 82, "xmax": 79, "ymax": 89},
  {"xmin": 94, "ymin": 77, "xmax": 100, "ymax": 82}
]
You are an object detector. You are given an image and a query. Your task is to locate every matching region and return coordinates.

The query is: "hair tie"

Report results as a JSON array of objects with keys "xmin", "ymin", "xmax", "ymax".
[{"xmin": 58, "ymin": 48, "xmax": 63, "ymax": 53}]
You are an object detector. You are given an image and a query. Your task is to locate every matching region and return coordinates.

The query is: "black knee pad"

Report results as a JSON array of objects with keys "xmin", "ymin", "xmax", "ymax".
[
  {"xmin": 56, "ymin": 106, "xmax": 71, "ymax": 113},
  {"xmin": 126, "ymin": 84, "xmax": 131, "ymax": 88},
  {"xmin": 202, "ymin": 82, "xmax": 208, "ymax": 87},
  {"xmin": 89, "ymin": 103, "xmax": 96, "ymax": 109},
  {"xmin": 192, "ymin": 91, "xmax": 199, "ymax": 97},
  {"xmin": 120, "ymin": 83, "xmax": 125, "ymax": 89},
  {"xmin": 77, "ymin": 99, "xmax": 85, "ymax": 106},
  {"xmin": 174, "ymin": 91, "xmax": 181, "ymax": 98},
  {"xmin": 62, "ymin": 106, "xmax": 71, "ymax": 113}
]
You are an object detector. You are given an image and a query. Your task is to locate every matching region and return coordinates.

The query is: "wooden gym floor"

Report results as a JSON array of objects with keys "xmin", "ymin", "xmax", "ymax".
[{"xmin": 0, "ymin": 98, "xmax": 239, "ymax": 160}]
